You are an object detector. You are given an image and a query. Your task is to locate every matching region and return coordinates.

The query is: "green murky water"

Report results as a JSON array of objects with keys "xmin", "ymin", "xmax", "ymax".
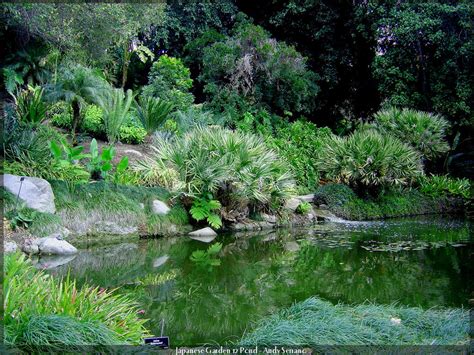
[{"xmin": 43, "ymin": 217, "xmax": 472, "ymax": 346}]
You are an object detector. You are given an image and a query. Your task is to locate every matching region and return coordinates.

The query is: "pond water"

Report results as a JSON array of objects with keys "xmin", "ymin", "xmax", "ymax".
[{"xmin": 43, "ymin": 217, "xmax": 472, "ymax": 346}]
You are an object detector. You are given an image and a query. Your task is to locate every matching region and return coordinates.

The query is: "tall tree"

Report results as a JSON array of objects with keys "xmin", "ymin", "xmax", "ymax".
[{"xmin": 237, "ymin": 0, "xmax": 380, "ymax": 126}]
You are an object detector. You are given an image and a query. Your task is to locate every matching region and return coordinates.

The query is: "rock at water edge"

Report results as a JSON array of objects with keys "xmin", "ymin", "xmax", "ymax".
[
  {"xmin": 38, "ymin": 236, "xmax": 78, "ymax": 255},
  {"xmin": 152, "ymin": 200, "xmax": 170, "ymax": 215}
]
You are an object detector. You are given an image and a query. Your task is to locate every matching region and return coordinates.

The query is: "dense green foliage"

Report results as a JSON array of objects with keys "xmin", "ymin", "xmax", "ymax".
[
  {"xmin": 4, "ymin": 253, "xmax": 149, "ymax": 347},
  {"xmin": 318, "ymin": 129, "xmax": 423, "ymax": 191},
  {"xmin": 143, "ymin": 55, "xmax": 194, "ymax": 111},
  {"xmin": 193, "ymin": 23, "xmax": 318, "ymax": 117},
  {"xmin": 373, "ymin": 2, "xmax": 473, "ymax": 130},
  {"xmin": 417, "ymin": 175, "xmax": 471, "ymax": 199},
  {"xmin": 266, "ymin": 119, "xmax": 332, "ymax": 193},
  {"xmin": 2, "ymin": 3, "xmax": 165, "ymax": 66},
  {"xmin": 240, "ymin": 297, "xmax": 469, "ymax": 346},
  {"xmin": 373, "ymin": 107, "xmax": 450, "ymax": 160}
]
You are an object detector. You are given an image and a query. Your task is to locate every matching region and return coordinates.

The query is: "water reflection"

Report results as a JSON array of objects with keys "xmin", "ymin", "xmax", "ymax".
[{"xmin": 48, "ymin": 217, "xmax": 472, "ymax": 346}]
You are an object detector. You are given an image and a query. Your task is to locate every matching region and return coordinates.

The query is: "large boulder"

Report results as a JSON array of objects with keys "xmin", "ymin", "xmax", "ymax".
[
  {"xmin": 3, "ymin": 174, "xmax": 56, "ymax": 213},
  {"xmin": 152, "ymin": 200, "xmax": 170, "ymax": 215},
  {"xmin": 189, "ymin": 227, "xmax": 217, "ymax": 237},
  {"xmin": 37, "ymin": 234, "xmax": 78, "ymax": 255}
]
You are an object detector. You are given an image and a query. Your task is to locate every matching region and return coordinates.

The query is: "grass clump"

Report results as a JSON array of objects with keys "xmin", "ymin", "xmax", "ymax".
[
  {"xmin": 50, "ymin": 180, "xmax": 188, "ymax": 236},
  {"xmin": 4, "ymin": 253, "xmax": 150, "ymax": 348},
  {"xmin": 240, "ymin": 297, "xmax": 469, "ymax": 346}
]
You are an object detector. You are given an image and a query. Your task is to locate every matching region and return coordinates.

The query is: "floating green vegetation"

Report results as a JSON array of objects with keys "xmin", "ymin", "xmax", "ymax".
[{"xmin": 240, "ymin": 297, "xmax": 469, "ymax": 346}]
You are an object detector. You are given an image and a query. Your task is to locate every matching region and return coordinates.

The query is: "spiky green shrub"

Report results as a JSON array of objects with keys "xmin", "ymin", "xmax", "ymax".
[
  {"xmin": 318, "ymin": 129, "xmax": 423, "ymax": 190},
  {"xmin": 136, "ymin": 126, "xmax": 295, "ymax": 214},
  {"xmin": 133, "ymin": 95, "xmax": 174, "ymax": 134},
  {"xmin": 373, "ymin": 107, "xmax": 450, "ymax": 160},
  {"xmin": 418, "ymin": 175, "xmax": 471, "ymax": 199},
  {"xmin": 4, "ymin": 253, "xmax": 149, "ymax": 347},
  {"xmin": 98, "ymin": 88, "xmax": 134, "ymax": 143},
  {"xmin": 15, "ymin": 85, "xmax": 49, "ymax": 125}
]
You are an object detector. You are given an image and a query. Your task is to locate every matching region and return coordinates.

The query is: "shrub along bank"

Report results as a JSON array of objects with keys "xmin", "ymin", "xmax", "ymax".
[{"xmin": 314, "ymin": 184, "xmax": 467, "ymax": 221}]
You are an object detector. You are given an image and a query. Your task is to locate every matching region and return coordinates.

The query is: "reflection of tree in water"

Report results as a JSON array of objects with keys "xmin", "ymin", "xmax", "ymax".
[
  {"xmin": 138, "ymin": 235, "xmax": 294, "ymax": 346},
  {"xmin": 290, "ymin": 243, "xmax": 467, "ymax": 308}
]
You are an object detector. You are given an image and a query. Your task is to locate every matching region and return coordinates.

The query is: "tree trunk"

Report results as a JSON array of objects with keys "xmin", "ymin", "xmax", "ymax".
[{"xmin": 71, "ymin": 99, "xmax": 81, "ymax": 145}]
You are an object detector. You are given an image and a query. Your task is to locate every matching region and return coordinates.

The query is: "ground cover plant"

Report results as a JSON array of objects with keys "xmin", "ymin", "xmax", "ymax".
[{"xmin": 240, "ymin": 297, "xmax": 469, "ymax": 346}]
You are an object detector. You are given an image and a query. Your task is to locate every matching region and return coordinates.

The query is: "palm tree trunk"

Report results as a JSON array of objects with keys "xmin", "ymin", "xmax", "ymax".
[{"xmin": 71, "ymin": 99, "xmax": 80, "ymax": 145}]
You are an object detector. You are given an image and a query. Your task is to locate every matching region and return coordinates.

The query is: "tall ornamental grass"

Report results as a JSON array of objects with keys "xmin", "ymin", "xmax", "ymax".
[{"xmin": 4, "ymin": 253, "xmax": 149, "ymax": 348}]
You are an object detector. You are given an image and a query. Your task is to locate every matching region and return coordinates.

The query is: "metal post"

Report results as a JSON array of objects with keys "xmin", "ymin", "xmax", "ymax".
[{"xmin": 14, "ymin": 177, "xmax": 25, "ymax": 212}]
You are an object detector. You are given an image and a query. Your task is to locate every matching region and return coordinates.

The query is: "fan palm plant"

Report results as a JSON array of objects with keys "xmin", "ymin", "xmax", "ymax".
[
  {"xmin": 133, "ymin": 95, "xmax": 174, "ymax": 134},
  {"xmin": 97, "ymin": 88, "xmax": 134, "ymax": 143},
  {"xmin": 45, "ymin": 65, "xmax": 108, "ymax": 142},
  {"xmin": 318, "ymin": 128, "xmax": 423, "ymax": 191},
  {"xmin": 373, "ymin": 107, "xmax": 450, "ymax": 160}
]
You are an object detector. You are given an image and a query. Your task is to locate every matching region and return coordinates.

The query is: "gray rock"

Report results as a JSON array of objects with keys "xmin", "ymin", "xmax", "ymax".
[
  {"xmin": 93, "ymin": 221, "xmax": 138, "ymax": 235},
  {"xmin": 21, "ymin": 238, "xmax": 41, "ymax": 255},
  {"xmin": 297, "ymin": 194, "xmax": 315, "ymax": 203},
  {"xmin": 38, "ymin": 236, "xmax": 77, "ymax": 255},
  {"xmin": 319, "ymin": 204, "xmax": 329, "ymax": 210},
  {"xmin": 285, "ymin": 197, "xmax": 301, "ymax": 212},
  {"xmin": 189, "ymin": 227, "xmax": 217, "ymax": 237},
  {"xmin": 261, "ymin": 213, "xmax": 277, "ymax": 224},
  {"xmin": 153, "ymin": 255, "xmax": 169, "ymax": 268},
  {"xmin": 3, "ymin": 174, "xmax": 56, "ymax": 213},
  {"xmin": 4, "ymin": 241, "xmax": 18, "ymax": 253},
  {"xmin": 139, "ymin": 203, "xmax": 145, "ymax": 209},
  {"xmin": 152, "ymin": 200, "xmax": 170, "ymax": 215},
  {"xmin": 313, "ymin": 209, "xmax": 344, "ymax": 222}
]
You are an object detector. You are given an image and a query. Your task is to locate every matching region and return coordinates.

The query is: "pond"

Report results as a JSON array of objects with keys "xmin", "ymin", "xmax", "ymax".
[{"xmin": 41, "ymin": 216, "xmax": 472, "ymax": 347}]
